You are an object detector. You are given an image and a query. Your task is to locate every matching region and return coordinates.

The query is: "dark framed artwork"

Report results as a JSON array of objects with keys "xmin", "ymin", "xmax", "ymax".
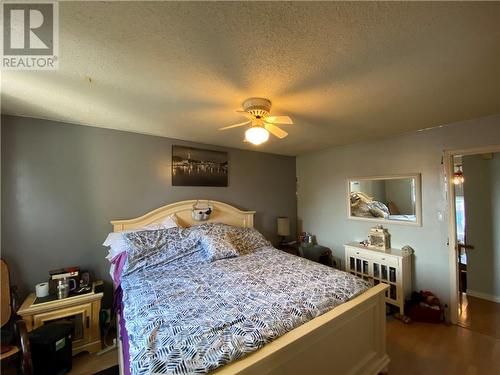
[{"xmin": 172, "ymin": 145, "xmax": 228, "ymax": 187}]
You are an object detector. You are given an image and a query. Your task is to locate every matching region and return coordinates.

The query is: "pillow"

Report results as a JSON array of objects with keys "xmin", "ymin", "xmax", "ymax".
[
  {"xmin": 387, "ymin": 201, "xmax": 401, "ymax": 215},
  {"xmin": 188, "ymin": 223, "xmax": 270, "ymax": 255},
  {"xmin": 144, "ymin": 214, "xmax": 181, "ymax": 230},
  {"xmin": 123, "ymin": 227, "xmax": 201, "ymax": 274},
  {"xmin": 200, "ymin": 232, "xmax": 239, "ymax": 262},
  {"xmin": 103, "ymin": 214, "xmax": 179, "ymax": 260},
  {"xmin": 226, "ymin": 228, "xmax": 270, "ymax": 255}
]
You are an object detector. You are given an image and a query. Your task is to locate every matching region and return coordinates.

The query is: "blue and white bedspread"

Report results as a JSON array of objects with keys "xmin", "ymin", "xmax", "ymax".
[{"xmin": 120, "ymin": 226, "xmax": 370, "ymax": 375}]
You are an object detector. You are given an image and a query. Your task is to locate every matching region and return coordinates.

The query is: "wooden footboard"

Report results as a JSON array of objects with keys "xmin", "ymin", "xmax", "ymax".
[
  {"xmin": 215, "ymin": 283, "xmax": 389, "ymax": 375},
  {"xmin": 118, "ymin": 284, "xmax": 388, "ymax": 375}
]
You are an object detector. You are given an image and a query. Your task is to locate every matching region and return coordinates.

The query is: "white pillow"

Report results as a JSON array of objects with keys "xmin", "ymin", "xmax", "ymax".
[
  {"xmin": 103, "ymin": 214, "xmax": 179, "ymax": 260},
  {"xmin": 143, "ymin": 214, "xmax": 180, "ymax": 230}
]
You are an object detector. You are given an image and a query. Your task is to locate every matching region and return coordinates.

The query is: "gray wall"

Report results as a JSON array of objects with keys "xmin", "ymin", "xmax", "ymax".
[
  {"xmin": 351, "ymin": 180, "xmax": 386, "ymax": 202},
  {"xmin": 1, "ymin": 115, "xmax": 297, "ymax": 303},
  {"xmin": 463, "ymin": 153, "xmax": 500, "ymax": 300},
  {"xmin": 384, "ymin": 178, "xmax": 414, "ymax": 214},
  {"xmin": 297, "ymin": 114, "xmax": 500, "ymax": 305}
]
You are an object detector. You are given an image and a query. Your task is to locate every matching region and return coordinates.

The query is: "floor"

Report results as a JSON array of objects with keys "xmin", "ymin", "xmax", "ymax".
[
  {"xmin": 68, "ymin": 319, "xmax": 500, "ymax": 375},
  {"xmin": 458, "ymin": 293, "xmax": 500, "ymax": 339},
  {"xmin": 387, "ymin": 319, "xmax": 500, "ymax": 375},
  {"xmin": 68, "ymin": 347, "xmax": 118, "ymax": 375}
]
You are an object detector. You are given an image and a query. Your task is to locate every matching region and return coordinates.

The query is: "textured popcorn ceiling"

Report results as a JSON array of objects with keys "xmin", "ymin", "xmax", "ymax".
[{"xmin": 1, "ymin": 1, "xmax": 499, "ymax": 155}]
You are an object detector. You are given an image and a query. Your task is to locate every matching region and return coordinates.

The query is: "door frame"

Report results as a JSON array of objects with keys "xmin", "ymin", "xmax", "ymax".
[{"xmin": 445, "ymin": 144, "xmax": 500, "ymax": 324}]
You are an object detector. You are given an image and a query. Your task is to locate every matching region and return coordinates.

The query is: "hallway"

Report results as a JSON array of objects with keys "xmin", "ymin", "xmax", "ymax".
[{"xmin": 458, "ymin": 293, "xmax": 500, "ymax": 339}]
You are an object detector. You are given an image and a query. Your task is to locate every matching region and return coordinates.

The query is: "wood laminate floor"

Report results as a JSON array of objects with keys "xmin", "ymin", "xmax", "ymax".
[
  {"xmin": 387, "ymin": 319, "xmax": 500, "ymax": 374},
  {"xmin": 458, "ymin": 293, "xmax": 500, "ymax": 339},
  {"xmin": 69, "ymin": 347, "xmax": 118, "ymax": 375},
  {"xmin": 68, "ymin": 319, "xmax": 500, "ymax": 375}
]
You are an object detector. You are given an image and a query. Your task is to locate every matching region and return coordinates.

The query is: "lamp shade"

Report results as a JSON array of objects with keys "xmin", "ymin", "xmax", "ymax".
[{"xmin": 277, "ymin": 217, "xmax": 290, "ymax": 236}]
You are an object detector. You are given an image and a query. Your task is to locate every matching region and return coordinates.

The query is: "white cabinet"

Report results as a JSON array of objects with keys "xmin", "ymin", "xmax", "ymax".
[{"xmin": 345, "ymin": 242, "xmax": 412, "ymax": 314}]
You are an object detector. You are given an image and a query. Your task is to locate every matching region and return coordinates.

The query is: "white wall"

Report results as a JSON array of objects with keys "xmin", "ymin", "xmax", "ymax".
[
  {"xmin": 297, "ymin": 114, "xmax": 500, "ymax": 305},
  {"xmin": 463, "ymin": 153, "xmax": 500, "ymax": 301}
]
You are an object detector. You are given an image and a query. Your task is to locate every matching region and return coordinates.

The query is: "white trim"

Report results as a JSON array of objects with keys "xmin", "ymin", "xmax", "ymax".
[
  {"xmin": 445, "ymin": 144, "xmax": 500, "ymax": 324},
  {"xmin": 466, "ymin": 290, "xmax": 500, "ymax": 303}
]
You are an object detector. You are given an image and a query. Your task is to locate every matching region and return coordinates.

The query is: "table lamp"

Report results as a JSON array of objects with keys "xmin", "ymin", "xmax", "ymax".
[{"xmin": 277, "ymin": 217, "xmax": 290, "ymax": 246}]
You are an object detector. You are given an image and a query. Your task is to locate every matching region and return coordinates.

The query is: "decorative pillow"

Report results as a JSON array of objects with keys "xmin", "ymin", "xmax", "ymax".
[
  {"xmin": 200, "ymin": 232, "xmax": 239, "ymax": 262},
  {"xmin": 189, "ymin": 223, "xmax": 270, "ymax": 255}
]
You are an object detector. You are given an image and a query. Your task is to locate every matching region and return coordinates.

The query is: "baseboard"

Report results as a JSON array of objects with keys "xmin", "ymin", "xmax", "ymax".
[{"xmin": 466, "ymin": 289, "xmax": 500, "ymax": 303}]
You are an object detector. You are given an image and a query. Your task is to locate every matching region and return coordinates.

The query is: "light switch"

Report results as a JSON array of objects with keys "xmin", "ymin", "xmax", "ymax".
[{"xmin": 437, "ymin": 211, "xmax": 444, "ymax": 221}]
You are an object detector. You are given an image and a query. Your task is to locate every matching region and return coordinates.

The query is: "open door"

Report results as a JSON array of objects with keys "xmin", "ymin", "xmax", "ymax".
[
  {"xmin": 452, "ymin": 162, "xmax": 474, "ymax": 296},
  {"xmin": 451, "ymin": 152, "xmax": 500, "ymax": 338},
  {"xmin": 445, "ymin": 145, "xmax": 500, "ymax": 327}
]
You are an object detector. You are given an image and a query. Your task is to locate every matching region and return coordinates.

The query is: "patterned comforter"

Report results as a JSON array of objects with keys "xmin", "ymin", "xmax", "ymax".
[{"xmin": 120, "ymin": 227, "xmax": 370, "ymax": 375}]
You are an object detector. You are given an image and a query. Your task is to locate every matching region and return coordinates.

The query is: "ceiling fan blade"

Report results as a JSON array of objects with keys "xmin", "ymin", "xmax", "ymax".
[
  {"xmin": 264, "ymin": 123, "xmax": 288, "ymax": 139},
  {"xmin": 218, "ymin": 120, "xmax": 251, "ymax": 131},
  {"xmin": 236, "ymin": 110, "xmax": 253, "ymax": 119},
  {"xmin": 265, "ymin": 115, "xmax": 293, "ymax": 125}
]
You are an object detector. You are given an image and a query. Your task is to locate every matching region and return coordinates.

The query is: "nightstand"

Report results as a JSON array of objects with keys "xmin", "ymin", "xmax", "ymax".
[
  {"xmin": 277, "ymin": 243, "xmax": 299, "ymax": 256},
  {"xmin": 17, "ymin": 282, "xmax": 103, "ymax": 355},
  {"xmin": 299, "ymin": 244, "xmax": 337, "ymax": 268}
]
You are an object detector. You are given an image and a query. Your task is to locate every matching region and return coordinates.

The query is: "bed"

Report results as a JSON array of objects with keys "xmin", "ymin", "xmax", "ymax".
[{"xmin": 108, "ymin": 200, "xmax": 389, "ymax": 375}]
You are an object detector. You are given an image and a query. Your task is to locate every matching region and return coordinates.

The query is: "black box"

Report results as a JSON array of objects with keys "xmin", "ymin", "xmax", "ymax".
[{"xmin": 29, "ymin": 322, "xmax": 73, "ymax": 375}]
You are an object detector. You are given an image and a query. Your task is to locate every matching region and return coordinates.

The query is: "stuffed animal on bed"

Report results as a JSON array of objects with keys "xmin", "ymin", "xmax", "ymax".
[{"xmin": 350, "ymin": 192, "xmax": 390, "ymax": 218}]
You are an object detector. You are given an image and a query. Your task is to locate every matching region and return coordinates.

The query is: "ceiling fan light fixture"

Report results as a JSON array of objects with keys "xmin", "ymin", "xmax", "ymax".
[
  {"xmin": 218, "ymin": 97, "xmax": 293, "ymax": 145},
  {"xmin": 245, "ymin": 126, "xmax": 269, "ymax": 145}
]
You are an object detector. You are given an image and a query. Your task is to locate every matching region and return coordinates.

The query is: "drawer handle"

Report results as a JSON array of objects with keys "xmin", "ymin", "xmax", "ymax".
[
  {"xmin": 86, "ymin": 316, "xmax": 90, "ymax": 329},
  {"xmin": 381, "ymin": 258, "xmax": 386, "ymax": 260},
  {"xmin": 356, "ymin": 252, "xmax": 360, "ymax": 255}
]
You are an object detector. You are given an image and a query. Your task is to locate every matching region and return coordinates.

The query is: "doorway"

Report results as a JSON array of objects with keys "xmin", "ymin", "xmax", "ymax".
[{"xmin": 446, "ymin": 145, "xmax": 500, "ymax": 338}]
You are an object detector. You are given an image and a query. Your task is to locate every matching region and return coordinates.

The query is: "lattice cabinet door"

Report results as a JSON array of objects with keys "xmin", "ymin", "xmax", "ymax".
[{"xmin": 345, "ymin": 243, "xmax": 412, "ymax": 314}]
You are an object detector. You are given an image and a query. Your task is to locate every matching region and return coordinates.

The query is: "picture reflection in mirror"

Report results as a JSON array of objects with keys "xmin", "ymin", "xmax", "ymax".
[{"xmin": 349, "ymin": 176, "xmax": 418, "ymax": 223}]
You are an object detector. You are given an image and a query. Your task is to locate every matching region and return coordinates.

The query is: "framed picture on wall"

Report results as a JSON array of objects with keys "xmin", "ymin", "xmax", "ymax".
[{"xmin": 172, "ymin": 145, "xmax": 228, "ymax": 187}]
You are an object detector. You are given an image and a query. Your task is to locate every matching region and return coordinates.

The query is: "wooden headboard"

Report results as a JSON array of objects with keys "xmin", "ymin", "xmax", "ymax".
[{"xmin": 111, "ymin": 200, "xmax": 255, "ymax": 232}]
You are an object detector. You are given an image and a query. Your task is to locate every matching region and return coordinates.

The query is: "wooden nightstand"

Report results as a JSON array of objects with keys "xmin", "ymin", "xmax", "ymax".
[
  {"xmin": 17, "ymin": 283, "xmax": 103, "ymax": 356},
  {"xmin": 277, "ymin": 243, "xmax": 299, "ymax": 256}
]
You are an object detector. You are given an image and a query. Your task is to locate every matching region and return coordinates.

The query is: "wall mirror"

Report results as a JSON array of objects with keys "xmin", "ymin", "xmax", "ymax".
[{"xmin": 348, "ymin": 174, "xmax": 422, "ymax": 226}]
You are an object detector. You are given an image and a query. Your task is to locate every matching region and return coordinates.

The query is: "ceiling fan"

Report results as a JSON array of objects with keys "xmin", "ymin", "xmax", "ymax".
[{"xmin": 218, "ymin": 97, "xmax": 294, "ymax": 145}]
